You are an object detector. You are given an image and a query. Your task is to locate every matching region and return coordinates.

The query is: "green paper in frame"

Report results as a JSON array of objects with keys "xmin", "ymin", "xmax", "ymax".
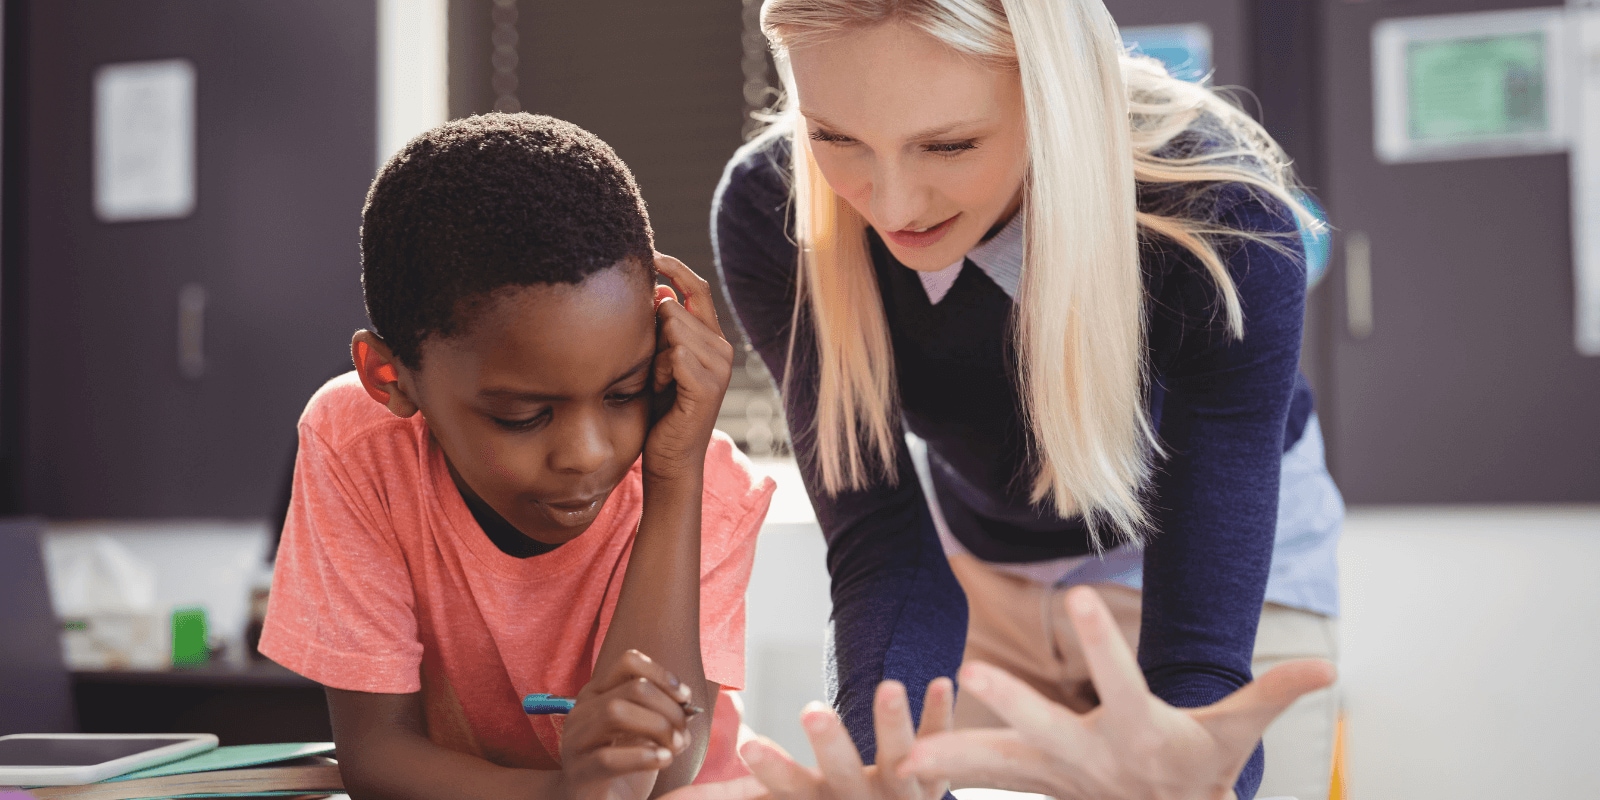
[{"xmin": 1407, "ymin": 32, "xmax": 1548, "ymax": 143}]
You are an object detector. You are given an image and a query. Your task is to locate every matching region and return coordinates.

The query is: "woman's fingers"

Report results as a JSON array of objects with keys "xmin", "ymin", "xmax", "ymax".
[
  {"xmin": 654, "ymin": 252, "xmax": 722, "ymax": 334},
  {"xmin": 1062, "ymin": 587, "xmax": 1151, "ymax": 720},
  {"xmin": 801, "ymin": 702, "xmax": 874, "ymax": 800},
  {"xmin": 741, "ymin": 737, "xmax": 820, "ymax": 800},
  {"xmin": 909, "ymin": 677, "xmax": 956, "ymax": 798},
  {"xmin": 871, "ymin": 682, "xmax": 921, "ymax": 800},
  {"xmin": 873, "ymin": 682, "xmax": 916, "ymax": 762},
  {"xmin": 956, "ymin": 661, "xmax": 1078, "ymax": 747},
  {"xmin": 899, "ymin": 729, "xmax": 1059, "ymax": 796},
  {"xmin": 1195, "ymin": 658, "xmax": 1337, "ymax": 753},
  {"xmin": 658, "ymin": 775, "xmax": 770, "ymax": 800},
  {"xmin": 917, "ymin": 677, "xmax": 955, "ymax": 738}
]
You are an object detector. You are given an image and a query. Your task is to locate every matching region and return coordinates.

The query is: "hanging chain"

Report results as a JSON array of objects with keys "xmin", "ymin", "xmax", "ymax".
[
  {"xmin": 491, "ymin": 0, "xmax": 521, "ymax": 112},
  {"xmin": 740, "ymin": 0, "xmax": 777, "ymax": 137}
]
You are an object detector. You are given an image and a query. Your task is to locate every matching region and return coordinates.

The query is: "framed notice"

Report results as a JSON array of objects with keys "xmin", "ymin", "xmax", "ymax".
[
  {"xmin": 93, "ymin": 59, "xmax": 197, "ymax": 223},
  {"xmin": 1374, "ymin": 8, "xmax": 1567, "ymax": 163}
]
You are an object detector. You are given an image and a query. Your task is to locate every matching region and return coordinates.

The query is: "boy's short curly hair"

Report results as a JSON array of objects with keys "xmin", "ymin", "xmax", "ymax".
[{"xmin": 361, "ymin": 113, "xmax": 655, "ymax": 368}]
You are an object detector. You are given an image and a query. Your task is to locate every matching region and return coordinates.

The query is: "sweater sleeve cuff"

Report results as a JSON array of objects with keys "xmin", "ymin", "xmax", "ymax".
[{"xmin": 1148, "ymin": 674, "xmax": 1263, "ymax": 800}]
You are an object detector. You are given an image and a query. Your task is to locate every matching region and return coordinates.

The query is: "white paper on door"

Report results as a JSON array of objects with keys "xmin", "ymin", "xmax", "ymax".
[{"xmin": 93, "ymin": 59, "xmax": 196, "ymax": 223}]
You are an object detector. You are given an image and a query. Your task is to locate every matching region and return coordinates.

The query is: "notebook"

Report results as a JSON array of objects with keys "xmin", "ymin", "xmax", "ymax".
[{"xmin": 26, "ymin": 743, "xmax": 341, "ymax": 800}]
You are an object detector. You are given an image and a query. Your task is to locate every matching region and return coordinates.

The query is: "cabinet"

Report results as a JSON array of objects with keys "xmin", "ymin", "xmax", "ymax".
[
  {"xmin": 9, "ymin": 0, "xmax": 377, "ymax": 517},
  {"xmin": 1318, "ymin": 0, "xmax": 1600, "ymax": 501}
]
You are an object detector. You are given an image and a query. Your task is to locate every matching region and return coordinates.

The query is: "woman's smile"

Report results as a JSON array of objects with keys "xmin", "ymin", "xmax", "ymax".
[{"xmin": 882, "ymin": 213, "xmax": 960, "ymax": 249}]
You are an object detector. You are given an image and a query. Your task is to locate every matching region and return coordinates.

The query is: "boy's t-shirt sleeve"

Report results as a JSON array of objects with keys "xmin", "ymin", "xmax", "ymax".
[
  {"xmin": 697, "ymin": 434, "xmax": 775, "ymax": 691},
  {"xmin": 259, "ymin": 422, "xmax": 425, "ymax": 694}
]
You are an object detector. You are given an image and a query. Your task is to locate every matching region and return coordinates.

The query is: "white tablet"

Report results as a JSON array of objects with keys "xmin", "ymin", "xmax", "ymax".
[{"xmin": 0, "ymin": 733, "xmax": 217, "ymax": 786}]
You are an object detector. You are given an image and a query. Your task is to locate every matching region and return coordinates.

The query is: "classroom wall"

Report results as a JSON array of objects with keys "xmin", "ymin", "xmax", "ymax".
[{"xmin": 1337, "ymin": 507, "xmax": 1600, "ymax": 799}]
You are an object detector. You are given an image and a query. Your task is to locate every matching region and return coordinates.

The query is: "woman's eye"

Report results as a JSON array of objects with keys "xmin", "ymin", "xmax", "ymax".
[
  {"xmin": 924, "ymin": 140, "xmax": 978, "ymax": 155},
  {"xmin": 808, "ymin": 129, "xmax": 855, "ymax": 145},
  {"xmin": 492, "ymin": 410, "xmax": 551, "ymax": 431}
]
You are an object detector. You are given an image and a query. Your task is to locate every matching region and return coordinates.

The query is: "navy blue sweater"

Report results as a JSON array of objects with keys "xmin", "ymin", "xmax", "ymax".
[{"xmin": 712, "ymin": 134, "xmax": 1310, "ymax": 800}]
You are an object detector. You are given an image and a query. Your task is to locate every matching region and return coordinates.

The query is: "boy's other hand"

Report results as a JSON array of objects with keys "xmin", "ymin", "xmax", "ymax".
[
  {"xmin": 646, "ymin": 253, "xmax": 733, "ymax": 484},
  {"xmin": 562, "ymin": 649, "xmax": 695, "ymax": 800}
]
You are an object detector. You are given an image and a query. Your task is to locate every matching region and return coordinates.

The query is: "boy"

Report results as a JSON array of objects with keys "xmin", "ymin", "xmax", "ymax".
[{"xmin": 259, "ymin": 114, "xmax": 774, "ymax": 800}]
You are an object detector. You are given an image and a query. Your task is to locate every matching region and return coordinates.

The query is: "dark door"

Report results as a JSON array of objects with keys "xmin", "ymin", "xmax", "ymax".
[
  {"xmin": 17, "ymin": 1, "xmax": 375, "ymax": 518},
  {"xmin": 1320, "ymin": 0, "xmax": 1600, "ymax": 502}
]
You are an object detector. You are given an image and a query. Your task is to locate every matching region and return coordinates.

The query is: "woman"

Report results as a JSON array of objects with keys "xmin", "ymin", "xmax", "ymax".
[{"xmin": 712, "ymin": 1, "xmax": 1343, "ymax": 798}]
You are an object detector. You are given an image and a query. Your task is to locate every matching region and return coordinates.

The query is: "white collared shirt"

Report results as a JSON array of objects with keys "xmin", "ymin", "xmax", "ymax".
[{"xmin": 916, "ymin": 210, "xmax": 1025, "ymax": 304}]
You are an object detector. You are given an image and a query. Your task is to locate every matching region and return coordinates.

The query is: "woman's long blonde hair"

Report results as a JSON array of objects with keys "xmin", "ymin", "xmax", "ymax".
[{"xmin": 762, "ymin": 0, "xmax": 1315, "ymax": 547}]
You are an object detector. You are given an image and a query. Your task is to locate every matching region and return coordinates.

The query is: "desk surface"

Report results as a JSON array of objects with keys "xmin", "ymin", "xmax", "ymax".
[{"xmin": 72, "ymin": 660, "xmax": 315, "ymax": 689}]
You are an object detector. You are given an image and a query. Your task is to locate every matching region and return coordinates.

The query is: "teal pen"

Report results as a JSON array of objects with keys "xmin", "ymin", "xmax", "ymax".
[
  {"xmin": 522, "ymin": 692, "xmax": 705, "ymax": 716},
  {"xmin": 523, "ymin": 693, "xmax": 577, "ymax": 715}
]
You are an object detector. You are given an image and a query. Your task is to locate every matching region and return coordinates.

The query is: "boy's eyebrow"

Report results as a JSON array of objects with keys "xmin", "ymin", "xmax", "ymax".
[
  {"xmin": 476, "ymin": 355, "xmax": 654, "ymax": 402},
  {"xmin": 608, "ymin": 354, "xmax": 654, "ymax": 385}
]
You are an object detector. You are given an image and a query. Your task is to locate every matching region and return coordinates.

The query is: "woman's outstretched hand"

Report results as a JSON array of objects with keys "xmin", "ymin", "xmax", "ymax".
[
  {"xmin": 898, "ymin": 586, "xmax": 1337, "ymax": 800},
  {"xmin": 738, "ymin": 677, "xmax": 956, "ymax": 800},
  {"xmin": 662, "ymin": 586, "xmax": 1331, "ymax": 800},
  {"xmin": 650, "ymin": 679, "xmax": 954, "ymax": 800}
]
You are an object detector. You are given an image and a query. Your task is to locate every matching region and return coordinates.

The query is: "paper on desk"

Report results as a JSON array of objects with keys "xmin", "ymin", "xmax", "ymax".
[{"xmin": 107, "ymin": 744, "xmax": 336, "ymax": 783}]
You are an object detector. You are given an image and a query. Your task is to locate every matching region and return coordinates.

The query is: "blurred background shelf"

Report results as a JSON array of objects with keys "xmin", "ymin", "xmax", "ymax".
[
  {"xmin": 71, "ymin": 662, "xmax": 330, "ymax": 746},
  {"xmin": 71, "ymin": 661, "xmax": 315, "ymax": 689}
]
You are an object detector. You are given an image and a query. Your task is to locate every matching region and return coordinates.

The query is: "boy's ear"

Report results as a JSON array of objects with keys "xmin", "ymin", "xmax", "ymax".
[{"xmin": 351, "ymin": 330, "xmax": 419, "ymax": 418}]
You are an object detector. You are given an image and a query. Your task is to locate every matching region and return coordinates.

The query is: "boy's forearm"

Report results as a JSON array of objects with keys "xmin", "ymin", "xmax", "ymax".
[
  {"xmin": 328, "ymin": 687, "xmax": 568, "ymax": 800},
  {"xmin": 596, "ymin": 468, "xmax": 712, "ymax": 789},
  {"xmin": 342, "ymin": 735, "xmax": 566, "ymax": 800}
]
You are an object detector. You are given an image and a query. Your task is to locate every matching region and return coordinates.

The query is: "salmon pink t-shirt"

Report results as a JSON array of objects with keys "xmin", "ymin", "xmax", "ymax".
[{"xmin": 260, "ymin": 374, "xmax": 774, "ymax": 777}]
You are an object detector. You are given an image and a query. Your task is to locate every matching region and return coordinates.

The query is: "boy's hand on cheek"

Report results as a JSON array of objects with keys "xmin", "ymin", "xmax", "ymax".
[
  {"xmin": 646, "ymin": 254, "xmax": 733, "ymax": 485},
  {"xmin": 561, "ymin": 650, "xmax": 695, "ymax": 800}
]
